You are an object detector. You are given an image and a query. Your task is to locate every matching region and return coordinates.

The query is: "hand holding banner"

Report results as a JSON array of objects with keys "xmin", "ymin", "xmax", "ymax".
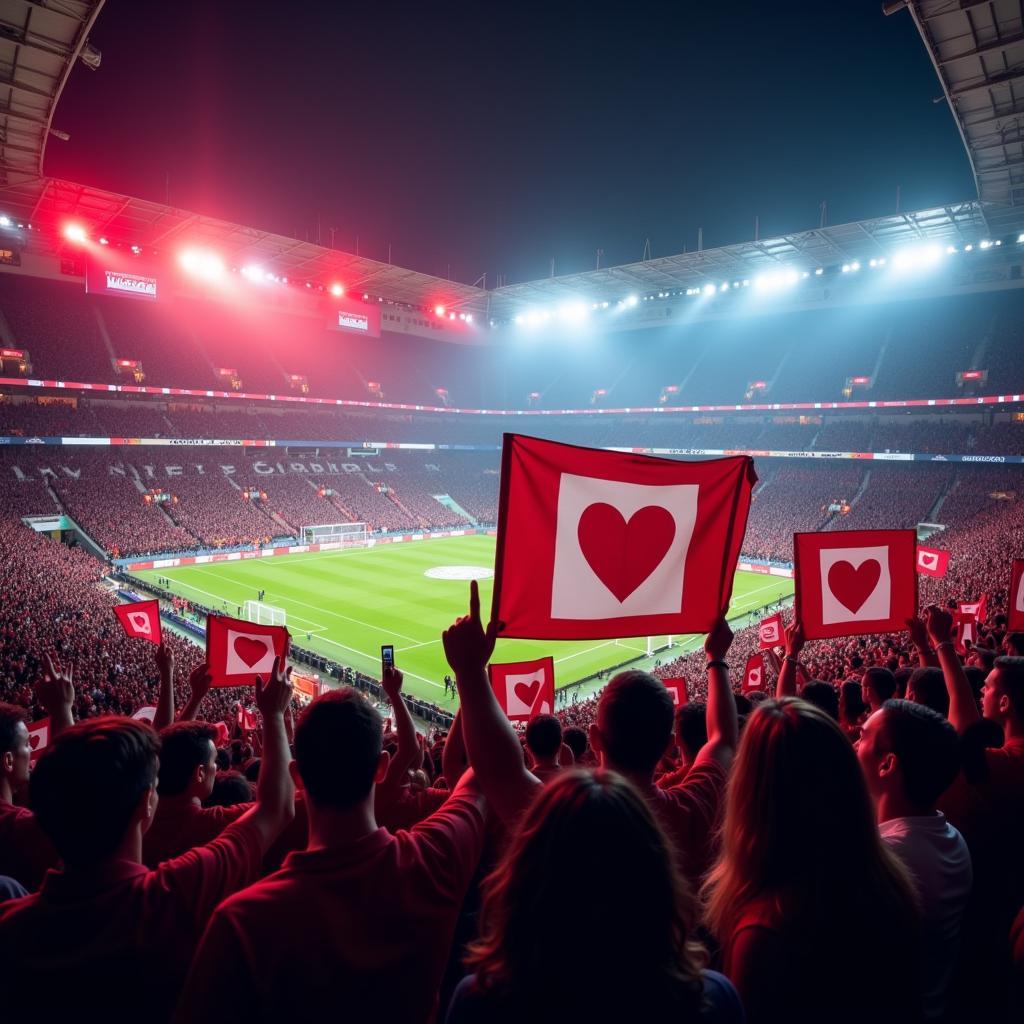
[
  {"xmin": 794, "ymin": 529, "xmax": 917, "ymax": 640},
  {"xmin": 489, "ymin": 657, "xmax": 556, "ymax": 722},
  {"xmin": 661, "ymin": 677, "xmax": 688, "ymax": 706},
  {"xmin": 758, "ymin": 612, "xmax": 783, "ymax": 650},
  {"xmin": 206, "ymin": 614, "xmax": 290, "ymax": 689},
  {"xmin": 742, "ymin": 654, "xmax": 766, "ymax": 694},
  {"xmin": 113, "ymin": 600, "xmax": 162, "ymax": 645},
  {"xmin": 491, "ymin": 434, "xmax": 756, "ymax": 640}
]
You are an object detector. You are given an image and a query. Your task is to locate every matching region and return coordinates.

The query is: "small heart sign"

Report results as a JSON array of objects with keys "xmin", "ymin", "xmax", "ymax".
[
  {"xmin": 827, "ymin": 559, "xmax": 881, "ymax": 615},
  {"xmin": 233, "ymin": 635, "xmax": 270, "ymax": 668},
  {"xmin": 514, "ymin": 679, "xmax": 540, "ymax": 708}
]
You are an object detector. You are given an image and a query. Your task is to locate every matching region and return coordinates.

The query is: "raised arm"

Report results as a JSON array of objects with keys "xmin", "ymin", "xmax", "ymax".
[
  {"xmin": 441, "ymin": 710, "xmax": 468, "ymax": 788},
  {"xmin": 925, "ymin": 605, "xmax": 981, "ymax": 734},
  {"xmin": 443, "ymin": 580, "xmax": 539, "ymax": 825},
  {"xmin": 37, "ymin": 653, "xmax": 75, "ymax": 737},
  {"xmin": 177, "ymin": 663, "xmax": 212, "ymax": 722},
  {"xmin": 379, "ymin": 666, "xmax": 420, "ymax": 788},
  {"xmin": 906, "ymin": 616, "xmax": 939, "ymax": 668},
  {"xmin": 776, "ymin": 619, "xmax": 804, "ymax": 698},
  {"xmin": 694, "ymin": 616, "xmax": 739, "ymax": 770},
  {"xmin": 234, "ymin": 657, "xmax": 295, "ymax": 847},
  {"xmin": 153, "ymin": 643, "xmax": 176, "ymax": 732}
]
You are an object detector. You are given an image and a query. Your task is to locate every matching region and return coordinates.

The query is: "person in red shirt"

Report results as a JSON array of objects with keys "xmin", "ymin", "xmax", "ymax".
[
  {"xmin": 0, "ymin": 652, "xmax": 75, "ymax": 890},
  {"xmin": 926, "ymin": 605, "xmax": 1024, "ymax": 1016},
  {"xmin": 176, "ymin": 667, "xmax": 488, "ymax": 1024},
  {"xmin": 0, "ymin": 702, "xmax": 58, "ymax": 890},
  {"xmin": 441, "ymin": 582, "xmax": 736, "ymax": 883},
  {"xmin": 524, "ymin": 714, "xmax": 565, "ymax": 783},
  {"xmin": 703, "ymin": 698, "xmax": 921, "ymax": 1023},
  {"xmin": 0, "ymin": 658, "xmax": 295, "ymax": 1024},
  {"xmin": 143, "ymin": 720, "xmax": 250, "ymax": 866}
]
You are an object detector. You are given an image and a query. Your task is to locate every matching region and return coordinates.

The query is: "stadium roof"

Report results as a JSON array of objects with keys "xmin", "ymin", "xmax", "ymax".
[
  {"xmin": 0, "ymin": 0, "xmax": 105, "ymax": 187},
  {"xmin": 0, "ymin": 175, "xmax": 489, "ymax": 310},
  {"xmin": 484, "ymin": 200, "xmax": 1010, "ymax": 317},
  {"xmin": 891, "ymin": 0, "xmax": 1024, "ymax": 237}
]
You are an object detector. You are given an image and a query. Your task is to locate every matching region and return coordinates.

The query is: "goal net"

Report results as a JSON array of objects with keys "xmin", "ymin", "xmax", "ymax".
[
  {"xmin": 243, "ymin": 601, "xmax": 287, "ymax": 627},
  {"xmin": 302, "ymin": 522, "xmax": 368, "ymax": 548}
]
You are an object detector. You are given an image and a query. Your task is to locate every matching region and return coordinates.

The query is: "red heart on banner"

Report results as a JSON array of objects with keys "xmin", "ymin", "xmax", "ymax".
[
  {"xmin": 577, "ymin": 503, "xmax": 676, "ymax": 603},
  {"xmin": 514, "ymin": 679, "xmax": 541, "ymax": 708},
  {"xmin": 233, "ymin": 635, "xmax": 270, "ymax": 668},
  {"xmin": 29, "ymin": 733, "xmax": 41, "ymax": 749},
  {"xmin": 827, "ymin": 559, "xmax": 881, "ymax": 614}
]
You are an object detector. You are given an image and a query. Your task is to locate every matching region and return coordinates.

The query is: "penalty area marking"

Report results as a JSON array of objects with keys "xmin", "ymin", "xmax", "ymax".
[{"xmin": 424, "ymin": 566, "xmax": 495, "ymax": 581}]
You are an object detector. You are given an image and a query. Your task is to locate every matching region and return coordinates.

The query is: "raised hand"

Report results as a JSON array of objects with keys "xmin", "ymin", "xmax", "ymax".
[
  {"xmin": 704, "ymin": 616, "xmax": 733, "ymax": 663},
  {"xmin": 188, "ymin": 662, "xmax": 213, "ymax": 702},
  {"xmin": 905, "ymin": 616, "xmax": 930, "ymax": 650},
  {"xmin": 255, "ymin": 656, "xmax": 293, "ymax": 719},
  {"xmin": 923, "ymin": 605, "xmax": 955, "ymax": 648},
  {"xmin": 155, "ymin": 642, "xmax": 174, "ymax": 682},
  {"xmin": 784, "ymin": 619, "xmax": 805, "ymax": 659},
  {"xmin": 442, "ymin": 580, "xmax": 500, "ymax": 677},
  {"xmin": 37, "ymin": 652, "xmax": 75, "ymax": 734},
  {"xmin": 381, "ymin": 664, "xmax": 404, "ymax": 702}
]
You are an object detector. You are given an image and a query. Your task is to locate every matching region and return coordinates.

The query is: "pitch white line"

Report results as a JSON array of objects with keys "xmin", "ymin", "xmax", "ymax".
[
  {"xmin": 315, "ymin": 637, "xmax": 444, "ymax": 691},
  {"xmin": 182, "ymin": 565, "xmax": 428, "ymax": 644}
]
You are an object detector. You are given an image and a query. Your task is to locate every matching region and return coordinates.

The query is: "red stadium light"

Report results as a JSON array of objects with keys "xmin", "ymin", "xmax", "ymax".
[
  {"xmin": 434, "ymin": 304, "xmax": 446, "ymax": 316},
  {"xmin": 330, "ymin": 283, "xmax": 344, "ymax": 297},
  {"xmin": 63, "ymin": 223, "xmax": 87, "ymax": 244}
]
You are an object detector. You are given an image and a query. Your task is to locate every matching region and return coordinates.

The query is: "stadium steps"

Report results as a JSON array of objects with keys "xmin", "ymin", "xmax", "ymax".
[
  {"xmin": 434, "ymin": 494, "xmax": 477, "ymax": 526},
  {"xmin": 927, "ymin": 476, "xmax": 960, "ymax": 524},
  {"xmin": 383, "ymin": 489, "xmax": 426, "ymax": 528}
]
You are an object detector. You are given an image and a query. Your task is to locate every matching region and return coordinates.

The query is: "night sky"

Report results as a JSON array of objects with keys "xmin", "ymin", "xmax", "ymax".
[{"xmin": 47, "ymin": 0, "xmax": 975, "ymax": 286}]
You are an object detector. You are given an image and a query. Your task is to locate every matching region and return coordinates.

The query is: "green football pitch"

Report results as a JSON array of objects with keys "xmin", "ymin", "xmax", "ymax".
[{"xmin": 131, "ymin": 535, "xmax": 793, "ymax": 705}]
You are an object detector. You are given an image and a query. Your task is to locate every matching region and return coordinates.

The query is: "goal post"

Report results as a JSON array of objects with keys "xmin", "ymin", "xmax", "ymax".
[
  {"xmin": 243, "ymin": 601, "xmax": 287, "ymax": 627},
  {"xmin": 302, "ymin": 522, "xmax": 368, "ymax": 548}
]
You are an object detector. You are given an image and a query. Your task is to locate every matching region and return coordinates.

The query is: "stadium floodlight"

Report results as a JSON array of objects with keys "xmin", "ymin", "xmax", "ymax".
[
  {"xmin": 465, "ymin": 313, "xmax": 473, "ymax": 323},
  {"xmin": 814, "ymin": 267, "xmax": 824, "ymax": 275},
  {"xmin": 179, "ymin": 248, "xmax": 225, "ymax": 281},
  {"xmin": 946, "ymin": 245, "xmax": 957, "ymax": 254},
  {"xmin": 0, "ymin": 216, "xmax": 10, "ymax": 228},
  {"xmin": 98, "ymin": 236, "xmax": 109, "ymax": 245},
  {"xmin": 964, "ymin": 244, "xmax": 973, "ymax": 252},
  {"xmin": 891, "ymin": 245, "xmax": 943, "ymax": 272},
  {"xmin": 434, "ymin": 304, "xmax": 446, "ymax": 316},
  {"xmin": 702, "ymin": 283, "xmax": 716, "ymax": 296},
  {"xmin": 559, "ymin": 301, "xmax": 588, "ymax": 323},
  {"xmin": 330, "ymin": 283, "xmax": 344, "ymax": 296},
  {"xmin": 625, "ymin": 294, "xmax": 638, "ymax": 307},
  {"xmin": 979, "ymin": 240, "xmax": 992, "ymax": 249},
  {"xmin": 1018, "ymin": 233, "xmax": 1024, "ymax": 244},
  {"xmin": 63, "ymin": 223, "xmax": 87, "ymax": 244},
  {"xmin": 241, "ymin": 265, "xmax": 264, "ymax": 281},
  {"xmin": 719, "ymin": 282, "xmax": 729, "ymax": 292}
]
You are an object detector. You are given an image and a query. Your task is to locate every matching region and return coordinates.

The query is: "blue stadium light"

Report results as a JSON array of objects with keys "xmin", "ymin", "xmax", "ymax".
[
  {"xmin": 702, "ymin": 283, "xmax": 716, "ymax": 296},
  {"xmin": 964, "ymin": 244, "xmax": 973, "ymax": 252},
  {"xmin": 979, "ymin": 240, "xmax": 992, "ymax": 249},
  {"xmin": 559, "ymin": 301, "xmax": 588, "ymax": 322},
  {"xmin": 892, "ymin": 245, "xmax": 943, "ymax": 272},
  {"xmin": 719, "ymin": 282, "xmax": 729, "ymax": 292},
  {"xmin": 814, "ymin": 267, "xmax": 824, "ymax": 275},
  {"xmin": 625, "ymin": 294, "xmax": 638, "ymax": 307},
  {"xmin": 1018, "ymin": 233, "xmax": 1024, "ymax": 244}
]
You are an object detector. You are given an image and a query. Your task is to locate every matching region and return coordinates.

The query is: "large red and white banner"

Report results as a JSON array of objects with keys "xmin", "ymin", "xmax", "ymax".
[
  {"xmin": 661, "ymin": 677, "xmax": 688, "ymax": 706},
  {"xmin": 954, "ymin": 611, "xmax": 978, "ymax": 655},
  {"xmin": 488, "ymin": 656, "xmax": 556, "ymax": 722},
  {"xmin": 758, "ymin": 612, "xmax": 783, "ymax": 650},
  {"xmin": 794, "ymin": 529, "xmax": 917, "ymax": 640},
  {"xmin": 491, "ymin": 435, "xmax": 755, "ymax": 640},
  {"xmin": 915, "ymin": 546, "xmax": 950, "ymax": 578},
  {"xmin": 1010, "ymin": 561, "xmax": 1024, "ymax": 631},
  {"xmin": 206, "ymin": 614, "xmax": 290, "ymax": 689},
  {"xmin": 742, "ymin": 653, "xmax": 766, "ymax": 694},
  {"xmin": 113, "ymin": 600, "xmax": 162, "ymax": 645}
]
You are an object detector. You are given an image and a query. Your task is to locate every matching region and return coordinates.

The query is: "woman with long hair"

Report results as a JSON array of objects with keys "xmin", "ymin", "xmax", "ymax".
[
  {"xmin": 703, "ymin": 697, "xmax": 922, "ymax": 1023},
  {"xmin": 446, "ymin": 769, "xmax": 742, "ymax": 1023}
]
